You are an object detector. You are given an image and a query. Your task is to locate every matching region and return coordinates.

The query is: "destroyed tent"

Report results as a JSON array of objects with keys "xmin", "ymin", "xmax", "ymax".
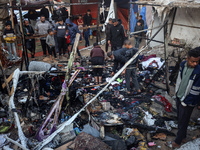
[
  {"xmin": 142, "ymin": 0, "xmax": 200, "ymax": 48},
  {"xmin": 2, "ymin": 30, "xmax": 200, "ymax": 150}
]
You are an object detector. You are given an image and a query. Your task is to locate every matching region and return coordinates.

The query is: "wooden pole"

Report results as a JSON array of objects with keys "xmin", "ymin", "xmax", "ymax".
[
  {"xmin": 19, "ymin": 0, "xmax": 29, "ymax": 71},
  {"xmin": 164, "ymin": 19, "xmax": 170, "ymax": 93},
  {"xmin": 64, "ymin": 33, "xmax": 80, "ymax": 111},
  {"xmin": 0, "ymin": 61, "xmax": 11, "ymax": 96},
  {"xmin": 96, "ymin": 1, "xmax": 101, "ymax": 43},
  {"xmin": 10, "ymin": 0, "xmax": 15, "ymax": 33}
]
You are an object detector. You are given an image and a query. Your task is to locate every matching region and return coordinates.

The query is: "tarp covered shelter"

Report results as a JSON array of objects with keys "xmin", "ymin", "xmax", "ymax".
[{"xmin": 136, "ymin": 0, "xmax": 200, "ymax": 48}]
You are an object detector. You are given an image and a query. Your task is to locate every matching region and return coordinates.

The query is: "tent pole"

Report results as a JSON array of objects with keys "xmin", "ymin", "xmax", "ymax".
[
  {"xmin": 127, "ymin": 2, "xmax": 131, "ymax": 39},
  {"xmin": 10, "ymin": 0, "xmax": 15, "ymax": 33},
  {"xmin": 164, "ymin": 19, "xmax": 170, "ymax": 93},
  {"xmin": 19, "ymin": 0, "xmax": 29, "ymax": 71},
  {"xmin": 169, "ymin": 8, "xmax": 177, "ymax": 37},
  {"xmin": 96, "ymin": 1, "xmax": 100, "ymax": 43}
]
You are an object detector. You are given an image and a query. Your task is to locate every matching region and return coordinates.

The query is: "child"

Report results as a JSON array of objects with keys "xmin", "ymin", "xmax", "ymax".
[
  {"xmin": 83, "ymin": 25, "xmax": 90, "ymax": 47},
  {"xmin": 77, "ymin": 14, "xmax": 83, "ymax": 42},
  {"xmin": 46, "ymin": 29, "xmax": 57, "ymax": 62},
  {"xmin": 3, "ymin": 22, "xmax": 17, "ymax": 61},
  {"xmin": 122, "ymin": 40, "xmax": 141, "ymax": 95},
  {"xmin": 134, "ymin": 21, "xmax": 143, "ymax": 48}
]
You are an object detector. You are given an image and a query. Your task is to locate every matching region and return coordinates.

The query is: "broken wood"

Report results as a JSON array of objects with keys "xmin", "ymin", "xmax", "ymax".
[
  {"xmin": 0, "ymin": 61, "xmax": 11, "ymax": 96},
  {"xmin": 2, "ymin": 72, "xmax": 14, "ymax": 89}
]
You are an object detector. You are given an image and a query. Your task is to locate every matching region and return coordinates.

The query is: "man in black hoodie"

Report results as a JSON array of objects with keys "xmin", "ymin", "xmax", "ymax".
[{"xmin": 108, "ymin": 19, "xmax": 125, "ymax": 51}]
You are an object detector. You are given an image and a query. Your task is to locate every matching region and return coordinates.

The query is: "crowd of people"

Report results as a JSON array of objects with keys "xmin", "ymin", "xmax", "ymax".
[{"xmin": 3, "ymin": 7, "xmax": 95, "ymax": 61}]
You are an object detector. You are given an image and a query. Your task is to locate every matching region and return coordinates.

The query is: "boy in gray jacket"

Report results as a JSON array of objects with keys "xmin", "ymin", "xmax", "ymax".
[{"xmin": 46, "ymin": 29, "xmax": 56, "ymax": 61}]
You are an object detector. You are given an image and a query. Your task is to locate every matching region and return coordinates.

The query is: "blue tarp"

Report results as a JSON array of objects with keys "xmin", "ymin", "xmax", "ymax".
[{"xmin": 130, "ymin": 3, "xmax": 137, "ymax": 33}]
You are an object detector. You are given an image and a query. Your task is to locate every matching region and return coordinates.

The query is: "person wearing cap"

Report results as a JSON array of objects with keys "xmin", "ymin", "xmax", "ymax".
[
  {"xmin": 107, "ymin": 18, "xmax": 125, "ymax": 51},
  {"xmin": 105, "ymin": 18, "xmax": 112, "ymax": 52}
]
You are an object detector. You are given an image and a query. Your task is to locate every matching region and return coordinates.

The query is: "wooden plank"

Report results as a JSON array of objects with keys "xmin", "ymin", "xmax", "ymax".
[
  {"xmin": 0, "ymin": 61, "xmax": 11, "ymax": 96},
  {"xmin": 2, "ymin": 72, "xmax": 14, "ymax": 89}
]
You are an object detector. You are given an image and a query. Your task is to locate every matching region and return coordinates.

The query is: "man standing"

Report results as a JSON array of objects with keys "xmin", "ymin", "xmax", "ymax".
[
  {"xmin": 23, "ymin": 20, "xmax": 35, "ymax": 60},
  {"xmin": 84, "ymin": 9, "xmax": 92, "ymax": 26},
  {"xmin": 35, "ymin": 16, "xmax": 52, "ymax": 57},
  {"xmin": 108, "ymin": 19, "xmax": 125, "ymax": 51},
  {"xmin": 134, "ymin": 21, "xmax": 143, "ymax": 48},
  {"xmin": 172, "ymin": 48, "xmax": 200, "ymax": 148},
  {"xmin": 105, "ymin": 18, "xmax": 112, "ymax": 52},
  {"xmin": 55, "ymin": 18, "xmax": 67, "ymax": 59},
  {"xmin": 138, "ymin": 15, "xmax": 144, "ymax": 29}
]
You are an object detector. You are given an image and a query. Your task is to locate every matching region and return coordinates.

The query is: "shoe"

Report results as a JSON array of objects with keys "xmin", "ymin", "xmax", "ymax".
[
  {"xmin": 172, "ymin": 141, "xmax": 181, "ymax": 148},
  {"xmin": 43, "ymin": 55, "xmax": 47, "ymax": 57},
  {"xmin": 182, "ymin": 139, "xmax": 187, "ymax": 143}
]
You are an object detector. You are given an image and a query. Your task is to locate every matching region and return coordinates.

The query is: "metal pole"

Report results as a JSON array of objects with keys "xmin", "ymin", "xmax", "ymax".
[
  {"xmin": 96, "ymin": 2, "xmax": 100, "ymax": 43},
  {"xmin": 127, "ymin": 2, "xmax": 131, "ymax": 39}
]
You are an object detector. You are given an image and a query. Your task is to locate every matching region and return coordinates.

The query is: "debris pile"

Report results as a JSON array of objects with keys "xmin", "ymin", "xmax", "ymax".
[{"xmin": 0, "ymin": 54, "xmax": 200, "ymax": 150}]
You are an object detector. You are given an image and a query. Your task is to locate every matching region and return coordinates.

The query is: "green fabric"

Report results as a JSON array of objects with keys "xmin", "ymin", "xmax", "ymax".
[{"xmin": 177, "ymin": 63, "xmax": 194, "ymax": 99}]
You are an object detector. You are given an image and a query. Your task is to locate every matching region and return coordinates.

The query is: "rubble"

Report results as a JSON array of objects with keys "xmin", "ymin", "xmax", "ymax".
[{"xmin": 1, "ymin": 44, "xmax": 200, "ymax": 150}]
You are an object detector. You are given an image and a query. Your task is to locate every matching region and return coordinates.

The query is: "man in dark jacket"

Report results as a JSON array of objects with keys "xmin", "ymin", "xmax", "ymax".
[
  {"xmin": 171, "ymin": 48, "xmax": 200, "ymax": 148},
  {"xmin": 138, "ymin": 15, "xmax": 144, "ymax": 29},
  {"xmin": 84, "ymin": 9, "xmax": 92, "ymax": 26},
  {"xmin": 23, "ymin": 20, "xmax": 35, "ymax": 59},
  {"xmin": 134, "ymin": 21, "xmax": 143, "ymax": 48},
  {"xmin": 65, "ymin": 18, "xmax": 81, "ymax": 57},
  {"xmin": 107, "ymin": 47, "xmax": 128, "ymax": 76},
  {"xmin": 105, "ymin": 18, "xmax": 112, "ymax": 52},
  {"xmin": 40, "ymin": 6, "xmax": 49, "ymax": 20},
  {"xmin": 108, "ymin": 19, "xmax": 125, "ymax": 51}
]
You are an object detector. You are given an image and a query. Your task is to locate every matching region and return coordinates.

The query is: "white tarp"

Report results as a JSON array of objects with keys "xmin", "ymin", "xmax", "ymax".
[
  {"xmin": 148, "ymin": 0, "xmax": 200, "ymax": 48},
  {"xmin": 170, "ymin": 8, "xmax": 200, "ymax": 48},
  {"xmin": 102, "ymin": 0, "xmax": 115, "ymax": 31}
]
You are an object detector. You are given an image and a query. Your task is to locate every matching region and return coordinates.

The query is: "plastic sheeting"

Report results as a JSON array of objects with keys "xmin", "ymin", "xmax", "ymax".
[
  {"xmin": 177, "ymin": 138, "xmax": 200, "ymax": 150},
  {"xmin": 170, "ymin": 8, "xmax": 200, "ymax": 48},
  {"xmin": 130, "ymin": 3, "xmax": 137, "ymax": 33}
]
